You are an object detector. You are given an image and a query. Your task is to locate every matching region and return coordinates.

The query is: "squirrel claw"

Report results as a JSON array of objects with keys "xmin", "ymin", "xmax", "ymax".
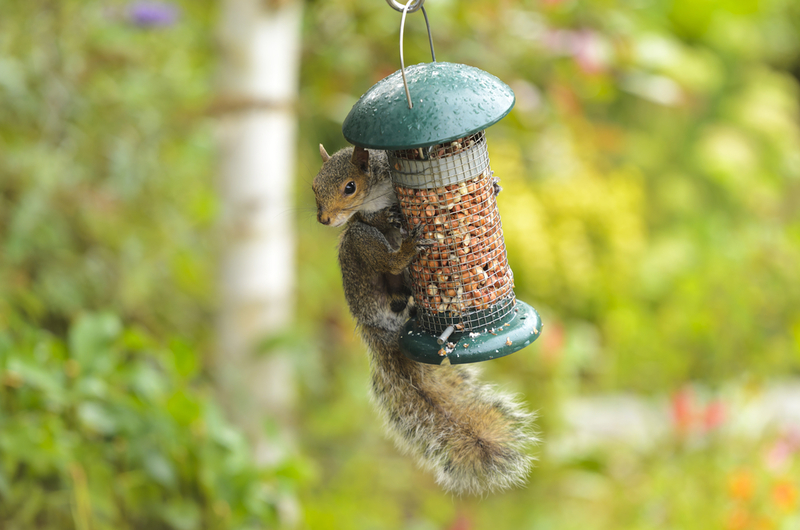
[
  {"xmin": 416, "ymin": 239, "xmax": 436, "ymax": 252},
  {"xmin": 411, "ymin": 222, "xmax": 435, "ymax": 252},
  {"xmin": 409, "ymin": 224, "xmax": 425, "ymax": 240},
  {"xmin": 493, "ymin": 177, "xmax": 503, "ymax": 196},
  {"xmin": 387, "ymin": 204, "xmax": 404, "ymax": 230}
]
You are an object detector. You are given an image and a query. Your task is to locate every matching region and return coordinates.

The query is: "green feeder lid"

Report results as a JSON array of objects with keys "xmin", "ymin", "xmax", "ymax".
[
  {"xmin": 342, "ymin": 62, "xmax": 515, "ymax": 150},
  {"xmin": 399, "ymin": 300, "xmax": 543, "ymax": 365}
]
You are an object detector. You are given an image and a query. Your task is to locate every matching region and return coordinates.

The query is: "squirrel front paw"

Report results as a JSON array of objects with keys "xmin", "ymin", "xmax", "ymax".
[
  {"xmin": 493, "ymin": 176, "xmax": 503, "ymax": 196},
  {"xmin": 409, "ymin": 224, "xmax": 436, "ymax": 253},
  {"xmin": 387, "ymin": 204, "xmax": 405, "ymax": 230},
  {"xmin": 408, "ymin": 224, "xmax": 426, "ymax": 242},
  {"xmin": 416, "ymin": 239, "xmax": 436, "ymax": 253}
]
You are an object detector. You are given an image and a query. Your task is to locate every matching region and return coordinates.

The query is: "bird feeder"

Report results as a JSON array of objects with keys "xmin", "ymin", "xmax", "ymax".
[{"xmin": 341, "ymin": 0, "xmax": 542, "ymax": 364}]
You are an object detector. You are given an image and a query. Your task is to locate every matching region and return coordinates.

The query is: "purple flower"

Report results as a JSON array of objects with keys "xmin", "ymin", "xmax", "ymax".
[{"xmin": 127, "ymin": 2, "xmax": 180, "ymax": 28}]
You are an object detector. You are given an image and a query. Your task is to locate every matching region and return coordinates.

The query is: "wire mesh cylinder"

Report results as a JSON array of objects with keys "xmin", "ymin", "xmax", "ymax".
[{"xmin": 390, "ymin": 131, "xmax": 516, "ymax": 334}]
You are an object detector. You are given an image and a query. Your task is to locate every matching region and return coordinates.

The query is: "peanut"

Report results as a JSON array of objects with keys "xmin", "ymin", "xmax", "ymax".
[{"xmin": 393, "ymin": 134, "xmax": 513, "ymax": 323}]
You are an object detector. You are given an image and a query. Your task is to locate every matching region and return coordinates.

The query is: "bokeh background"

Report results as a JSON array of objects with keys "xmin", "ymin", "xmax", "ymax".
[{"xmin": 2, "ymin": 0, "xmax": 800, "ymax": 528}]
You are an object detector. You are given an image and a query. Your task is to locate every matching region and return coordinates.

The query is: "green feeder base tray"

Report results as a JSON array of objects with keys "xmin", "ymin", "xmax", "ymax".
[{"xmin": 399, "ymin": 300, "xmax": 543, "ymax": 365}]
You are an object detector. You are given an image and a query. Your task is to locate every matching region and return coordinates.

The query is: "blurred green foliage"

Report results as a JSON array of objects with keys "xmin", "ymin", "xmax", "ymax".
[
  {"xmin": 0, "ymin": 1, "xmax": 294, "ymax": 528},
  {"xmin": 0, "ymin": 0, "xmax": 217, "ymax": 339},
  {"xmin": 298, "ymin": 0, "xmax": 800, "ymax": 527},
  {"xmin": 2, "ymin": 0, "xmax": 800, "ymax": 528},
  {"xmin": 299, "ymin": 0, "xmax": 800, "ymax": 393},
  {"xmin": 0, "ymin": 313, "xmax": 287, "ymax": 529}
]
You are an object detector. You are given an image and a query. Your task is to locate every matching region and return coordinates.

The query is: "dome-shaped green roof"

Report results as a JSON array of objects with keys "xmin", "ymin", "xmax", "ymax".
[{"xmin": 342, "ymin": 62, "xmax": 515, "ymax": 150}]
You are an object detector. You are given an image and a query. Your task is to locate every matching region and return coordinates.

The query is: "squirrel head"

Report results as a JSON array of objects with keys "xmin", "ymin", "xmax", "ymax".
[{"xmin": 312, "ymin": 144, "xmax": 392, "ymax": 227}]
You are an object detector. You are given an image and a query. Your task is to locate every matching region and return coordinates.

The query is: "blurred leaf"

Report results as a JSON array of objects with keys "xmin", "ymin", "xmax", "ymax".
[
  {"xmin": 77, "ymin": 401, "xmax": 117, "ymax": 436},
  {"xmin": 160, "ymin": 501, "xmax": 201, "ymax": 530},
  {"xmin": 169, "ymin": 337, "xmax": 198, "ymax": 379},
  {"xmin": 68, "ymin": 313, "xmax": 122, "ymax": 371},
  {"xmin": 7, "ymin": 357, "xmax": 66, "ymax": 407},
  {"xmin": 143, "ymin": 451, "xmax": 177, "ymax": 490}
]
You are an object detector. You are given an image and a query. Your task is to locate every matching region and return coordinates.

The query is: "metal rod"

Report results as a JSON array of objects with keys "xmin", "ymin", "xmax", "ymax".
[
  {"xmin": 437, "ymin": 325, "xmax": 455, "ymax": 345},
  {"xmin": 422, "ymin": 5, "xmax": 435, "ymax": 62},
  {"xmin": 399, "ymin": 0, "xmax": 414, "ymax": 109}
]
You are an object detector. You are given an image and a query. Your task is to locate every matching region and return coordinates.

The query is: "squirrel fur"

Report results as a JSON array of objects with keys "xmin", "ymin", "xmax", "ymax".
[{"xmin": 312, "ymin": 143, "xmax": 537, "ymax": 495}]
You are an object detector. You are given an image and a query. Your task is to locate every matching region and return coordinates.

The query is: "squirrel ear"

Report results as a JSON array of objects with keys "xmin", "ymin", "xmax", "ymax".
[
  {"xmin": 351, "ymin": 146, "xmax": 370, "ymax": 173},
  {"xmin": 319, "ymin": 144, "xmax": 331, "ymax": 163}
]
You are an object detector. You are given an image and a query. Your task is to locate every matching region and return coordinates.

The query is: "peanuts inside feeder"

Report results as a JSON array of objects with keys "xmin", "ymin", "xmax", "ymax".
[
  {"xmin": 343, "ymin": 61, "xmax": 542, "ymax": 365},
  {"xmin": 392, "ymin": 132, "xmax": 514, "ymax": 330}
]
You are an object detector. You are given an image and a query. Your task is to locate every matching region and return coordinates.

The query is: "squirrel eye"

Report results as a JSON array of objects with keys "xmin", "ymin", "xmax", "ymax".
[{"xmin": 344, "ymin": 181, "xmax": 356, "ymax": 195}]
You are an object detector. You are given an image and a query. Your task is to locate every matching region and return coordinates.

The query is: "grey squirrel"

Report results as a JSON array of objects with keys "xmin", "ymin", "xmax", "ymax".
[{"xmin": 312, "ymin": 144, "xmax": 536, "ymax": 495}]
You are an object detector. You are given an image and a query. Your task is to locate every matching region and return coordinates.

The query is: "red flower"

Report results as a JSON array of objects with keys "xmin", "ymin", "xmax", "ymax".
[
  {"xmin": 671, "ymin": 386, "xmax": 726, "ymax": 435},
  {"xmin": 703, "ymin": 399, "xmax": 726, "ymax": 431},
  {"xmin": 671, "ymin": 387, "xmax": 694, "ymax": 434}
]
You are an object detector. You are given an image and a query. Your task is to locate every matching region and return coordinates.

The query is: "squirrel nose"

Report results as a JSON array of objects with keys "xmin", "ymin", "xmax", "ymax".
[{"xmin": 318, "ymin": 214, "xmax": 331, "ymax": 225}]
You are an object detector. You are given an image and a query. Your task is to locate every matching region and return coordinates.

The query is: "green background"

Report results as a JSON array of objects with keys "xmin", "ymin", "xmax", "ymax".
[{"xmin": 1, "ymin": 0, "xmax": 799, "ymax": 528}]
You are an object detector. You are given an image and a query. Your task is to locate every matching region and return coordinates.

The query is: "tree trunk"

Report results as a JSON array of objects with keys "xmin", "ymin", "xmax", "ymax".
[{"xmin": 216, "ymin": 0, "xmax": 303, "ymax": 472}]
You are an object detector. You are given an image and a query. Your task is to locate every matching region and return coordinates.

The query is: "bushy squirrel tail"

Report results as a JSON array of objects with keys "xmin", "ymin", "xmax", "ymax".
[{"xmin": 364, "ymin": 327, "xmax": 537, "ymax": 495}]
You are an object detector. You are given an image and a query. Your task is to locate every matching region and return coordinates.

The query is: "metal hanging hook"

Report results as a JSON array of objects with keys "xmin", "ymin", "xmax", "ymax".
[
  {"xmin": 385, "ymin": 0, "xmax": 424, "ymax": 13},
  {"xmin": 396, "ymin": 0, "xmax": 436, "ymax": 109}
]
